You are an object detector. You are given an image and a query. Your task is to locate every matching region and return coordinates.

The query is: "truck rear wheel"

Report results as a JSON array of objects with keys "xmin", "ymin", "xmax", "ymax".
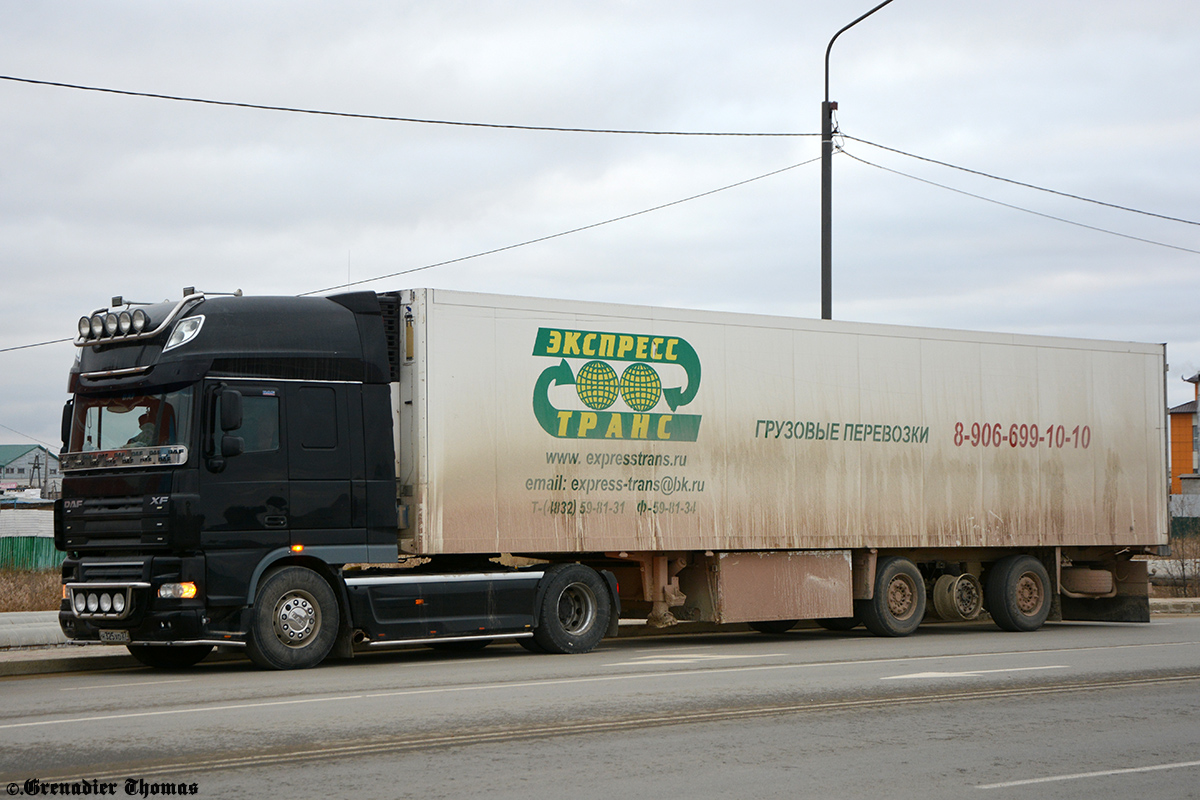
[
  {"xmin": 856, "ymin": 556, "xmax": 925, "ymax": 637},
  {"xmin": 986, "ymin": 555, "xmax": 1051, "ymax": 632},
  {"xmin": 127, "ymin": 644, "xmax": 214, "ymax": 669},
  {"xmin": 532, "ymin": 564, "xmax": 611, "ymax": 654},
  {"xmin": 246, "ymin": 566, "xmax": 340, "ymax": 670}
]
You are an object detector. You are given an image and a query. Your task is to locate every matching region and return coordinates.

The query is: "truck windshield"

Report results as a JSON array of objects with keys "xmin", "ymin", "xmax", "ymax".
[{"xmin": 70, "ymin": 387, "xmax": 194, "ymax": 452}]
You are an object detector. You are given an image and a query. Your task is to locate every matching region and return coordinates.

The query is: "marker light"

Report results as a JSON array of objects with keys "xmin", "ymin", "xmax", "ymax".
[
  {"xmin": 103, "ymin": 313, "xmax": 119, "ymax": 336},
  {"xmin": 118, "ymin": 311, "xmax": 133, "ymax": 334},
  {"xmin": 77, "ymin": 317, "xmax": 92, "ymax": 339},
  {"xmin": 131, "ymin": 308, "xmax": 149, "ymax": 333},
  {"xmin": 290, "ymin": 544, "xmax": 305, "ymax": 553}
]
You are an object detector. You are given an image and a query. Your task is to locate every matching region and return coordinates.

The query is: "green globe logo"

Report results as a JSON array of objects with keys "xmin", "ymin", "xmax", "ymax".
[
  {"xmin": 576, "ymin": 360, "xmax": 619, "ymax": 410},
  {"xmin": 620, "ymin": 362, "xmax": 662, "ymax": 412}
]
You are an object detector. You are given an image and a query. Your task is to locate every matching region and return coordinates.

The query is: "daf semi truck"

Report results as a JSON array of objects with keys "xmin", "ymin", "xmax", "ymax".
[{"xmin": 56, "ymin": 288, "xmax": 1169, "ymax": 669}]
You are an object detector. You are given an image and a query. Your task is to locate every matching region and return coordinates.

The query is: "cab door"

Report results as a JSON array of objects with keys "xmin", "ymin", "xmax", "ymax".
[
  {"xmin": 199, "ymin": 382, "xmax": 288, "ymax": 606},
  {"xmin": 285, "ymin": 383, "xmax": 362, "ymax": 548}
]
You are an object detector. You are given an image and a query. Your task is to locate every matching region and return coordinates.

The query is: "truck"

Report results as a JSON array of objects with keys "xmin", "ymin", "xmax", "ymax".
[{"xmin": 56, "ymin": 288, "xmax": 1169, "ymax": 669}]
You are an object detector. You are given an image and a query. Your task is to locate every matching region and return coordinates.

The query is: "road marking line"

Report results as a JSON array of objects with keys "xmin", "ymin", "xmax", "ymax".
[
  {"xmin": 882, "ymin": 666, "xmax": 1068, "ymax": 680},
  {"xmin": 607, "ymin": 653, "xmax": 784, "ymax": 666},
  {"xmin": 24, "ymin": 676, "xmax": 1200, "ymax": 784},
  {"xmin": 59, "ymin": 679, "xmax": 190, "ymax": 692},
  {"xmin": 976, "ymin": 759, "xmax": 1200, "ymax": 789},
  {"xmin": 5, "ymin": 642, "xmax": 1199, "ymax": 731}
]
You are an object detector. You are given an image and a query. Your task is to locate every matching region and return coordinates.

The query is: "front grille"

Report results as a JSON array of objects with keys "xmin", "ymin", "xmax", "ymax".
[{"xmin": 60, "ymin": 495, "xmax": 169, "ymax": 551}]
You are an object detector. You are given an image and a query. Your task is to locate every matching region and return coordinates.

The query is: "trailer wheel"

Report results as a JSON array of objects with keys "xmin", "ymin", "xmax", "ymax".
[
  {"xmin": 856, "ymin": 556, "xmax": 925, "ymax": 637},
  {"xmin": 127, "ymin": 644, "xmax": 213, "ymax": 669},
  {"xmin": 246, "ymin": 566, "xmax": 339, "ymax": 670},
  {"xmin": 816, "ymin": 617, "xmax": 860, "ymax": 632},
  {"xmin": 986, "ymin": 555, "xmax": 1051, "ymax": 632},
  {"xmin": 748, "ymin": 620, "xmax": 798, "ymax": 634},
  {"xmin": 532, "ymin": 564, "xmax": 611, "ymax": 654}
]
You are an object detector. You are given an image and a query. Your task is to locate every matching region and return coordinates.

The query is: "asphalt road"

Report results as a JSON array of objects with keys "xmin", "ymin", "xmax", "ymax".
[{"xmin": 2, "ymin": 618, "xmax": 1199, "ymax": 799}]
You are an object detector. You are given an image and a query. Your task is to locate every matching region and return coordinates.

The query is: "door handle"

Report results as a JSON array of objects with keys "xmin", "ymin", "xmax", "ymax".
[{"xmin": 264, "ymin": 515, "xmax": 288, "ymax": 527}]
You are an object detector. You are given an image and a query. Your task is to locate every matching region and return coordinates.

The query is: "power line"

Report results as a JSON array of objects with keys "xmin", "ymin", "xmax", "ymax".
[
  {"xmin": 845, "ymin": 135, "xmax": 1200, "ymax": 228},
  {"xmin": 841, "ymin": 148, "xmax": 1200, "ymax": 256},
  {"xmin": 300, "ymin": 156, "xmax": 820, "ymax": 296},
  {"xmin": 0, "ymin": 75, "xmax": 814, "ymax": 138},
  {"xmin": 0, "ymin": 423, "xmax": 58, "ymax": 450}
]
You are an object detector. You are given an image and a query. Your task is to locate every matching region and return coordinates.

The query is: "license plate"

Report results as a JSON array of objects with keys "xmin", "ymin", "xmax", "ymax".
[{"xmin": 99, "ymin": 629, "xmax": 131, "ymax": 644}]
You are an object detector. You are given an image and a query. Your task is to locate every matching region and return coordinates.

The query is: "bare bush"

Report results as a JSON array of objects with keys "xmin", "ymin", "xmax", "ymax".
[{"xmin": 0, "ymin": 569, "xmax": 61, "ymax": 613}]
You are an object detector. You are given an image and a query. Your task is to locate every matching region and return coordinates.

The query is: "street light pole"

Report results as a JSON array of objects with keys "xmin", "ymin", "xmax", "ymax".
[{"xmin": 821, "ymin": 0, "xmax": 897, "ymax": 321}]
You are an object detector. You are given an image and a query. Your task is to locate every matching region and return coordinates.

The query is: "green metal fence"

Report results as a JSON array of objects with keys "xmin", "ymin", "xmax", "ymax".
[{"xmin": 0, "ymin": 537, "xmax": 64, "ymax": 570}]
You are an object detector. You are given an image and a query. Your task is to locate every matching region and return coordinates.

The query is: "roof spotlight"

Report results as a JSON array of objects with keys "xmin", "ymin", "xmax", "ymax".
[
  {"xmin": 131, "ymin": 308, "xmax": 149, "ymax": 333},
  {"xmin": 118, "ymin": 311, "xmax": 133, "ymax": 335},
  {"xmin": 78, "ymin": 317, "xmax": 92, "ymax": 339},
  {"xmin": 90, "ymin": 315, "xmax": 105, "ymax": 338},
  {"xmin": 104, "ymin": 313, "xmax": 119, "ymax": 336}
]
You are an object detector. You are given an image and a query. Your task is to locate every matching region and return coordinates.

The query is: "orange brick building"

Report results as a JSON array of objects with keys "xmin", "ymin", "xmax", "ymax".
[{"xmin": 1169, "ymin": 373, "xmax": 1200, "ymax": 494}]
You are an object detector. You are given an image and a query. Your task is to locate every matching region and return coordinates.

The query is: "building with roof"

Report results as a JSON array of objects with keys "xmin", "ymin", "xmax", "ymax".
[{"xmin": 0, "ymin": 444, "xmax": 61, "ymax": 498}]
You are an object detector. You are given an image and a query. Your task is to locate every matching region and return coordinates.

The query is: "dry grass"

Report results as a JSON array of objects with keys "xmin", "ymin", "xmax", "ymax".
[{"xmin": 0, "ymin": 569, "xmax": 62, "ymax": 613}]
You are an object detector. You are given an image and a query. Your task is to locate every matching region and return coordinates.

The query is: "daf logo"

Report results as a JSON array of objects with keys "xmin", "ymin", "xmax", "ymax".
[{"xmin": 63, "ymin": 499, "xmax": 84, "ymax": 510}]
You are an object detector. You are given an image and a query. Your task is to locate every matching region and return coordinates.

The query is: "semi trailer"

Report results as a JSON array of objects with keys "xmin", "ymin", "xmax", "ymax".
[{"xmin": 57, "ymin": 288, "xmax": 1168, "ymax": 669}]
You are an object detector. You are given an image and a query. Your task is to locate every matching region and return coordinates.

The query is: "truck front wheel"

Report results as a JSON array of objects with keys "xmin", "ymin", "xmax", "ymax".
[
  {"xmin": 246, "ymin": 566, "xmax": 340, "ymax": 670},
  {"xmin": 532, "ymin": 564, "xmax": 611, "ymax": 654},
  {"xmin": 986, "ymin": 555, "xmax": 1051, "ymax": 632},
  {"xmin": 856, "ymin": 556, "xmax": 926, "ymax": 637}
]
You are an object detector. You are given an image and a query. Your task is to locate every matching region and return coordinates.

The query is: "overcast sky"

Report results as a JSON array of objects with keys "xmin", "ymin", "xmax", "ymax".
[{"xmin": 2, "ymin": 1, "xmax": 1199, "ymax": 448}]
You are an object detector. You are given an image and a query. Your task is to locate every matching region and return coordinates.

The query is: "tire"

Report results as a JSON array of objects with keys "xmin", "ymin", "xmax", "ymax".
[
  {"xmin": 426, "ymin": 639, "xmax": 492, "ymax": 652},
  {"xmin": 532, "ymin": 564, "xmax": 611, "ymax": 654},
  {"xmin": 127, "ymin": 644, "xmax": 213, "ymax": 669},
  {"xmin": 748, "ymin": 620, "xmax": 798, "ymax": 634},
  {"xmin": 857, "ymin": 556, "xmax": 926, "ymax": 637},
  {"xmin": 517, "ymin": 636, "xmax": 548, "ymax": 654},
  {"xmin": 816, "ymin": 617, "xmax": 860, "ymax": 632},
  {"xmin": 986, "ymin": 555, "xmax": 1052, "ymax": 632},
  {"xmin": 245, "ymin": 566, "xmax": 340, "ymax": 670}
]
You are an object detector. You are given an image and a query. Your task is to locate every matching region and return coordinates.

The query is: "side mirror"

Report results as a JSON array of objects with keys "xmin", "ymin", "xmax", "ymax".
[
  {"xmin": 221, "ymin": 435, "xmax": 244, "ymax": 458},
  {"xmin": 61, "ymin": 400, "xmax": 74, "ymax": 451},
  {"xmin": 220, "ymin": 389, "xmax": 243, "ymax": 432}
]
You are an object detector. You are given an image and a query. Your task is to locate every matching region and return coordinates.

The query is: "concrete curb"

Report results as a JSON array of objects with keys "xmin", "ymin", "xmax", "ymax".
[{"xmin": 1, "ymin": 599, "xmax": 1197, "ymax": 678}]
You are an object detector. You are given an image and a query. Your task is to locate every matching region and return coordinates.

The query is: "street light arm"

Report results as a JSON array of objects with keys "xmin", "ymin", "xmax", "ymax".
[{"xmin": 824, "ymin": 0, "xmax": 898, "ymax": 103}]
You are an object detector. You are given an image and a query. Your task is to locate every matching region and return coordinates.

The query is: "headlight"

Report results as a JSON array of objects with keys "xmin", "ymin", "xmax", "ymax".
[
  {"xmin": 103, "ymin": 313, "xmax": 119, "ymax": 336},
  {"xmin": 99, "ymin": 593, "xmax": 113, "ymax": 613},
  {"xmin": 112, "ymin": 593, "xmax": 126, "ymax": 613},
  {"xmin": 87, "ymin": 593, "xmax": 99, "ymax": 613},
  {"xmin": 163, "ymin": 316, "xmax": 204, "ymax": 352},
  {"xmin": 118, "ymin": 311, "xmax": 132, "ymax": 335},
  {"xmin": 73, "ymin": 592, "xmax": 86, "ymax": 614},
  {"xmin": 131, "ymin": 309, "xmax": 149, "ymax": 333},
  {"xmin": 158, "ymin": 582, "xmax": 198, "ymax": 599},
  {"xmin": 77, "ymin": 317, "xmax": 92, "ymax": 339}
]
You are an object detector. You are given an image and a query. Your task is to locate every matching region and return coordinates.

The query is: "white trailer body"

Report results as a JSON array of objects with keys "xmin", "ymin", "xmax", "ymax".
[{"xmin": 394, "ymin": 289, "xmax": 1166, "ymax": 556}]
